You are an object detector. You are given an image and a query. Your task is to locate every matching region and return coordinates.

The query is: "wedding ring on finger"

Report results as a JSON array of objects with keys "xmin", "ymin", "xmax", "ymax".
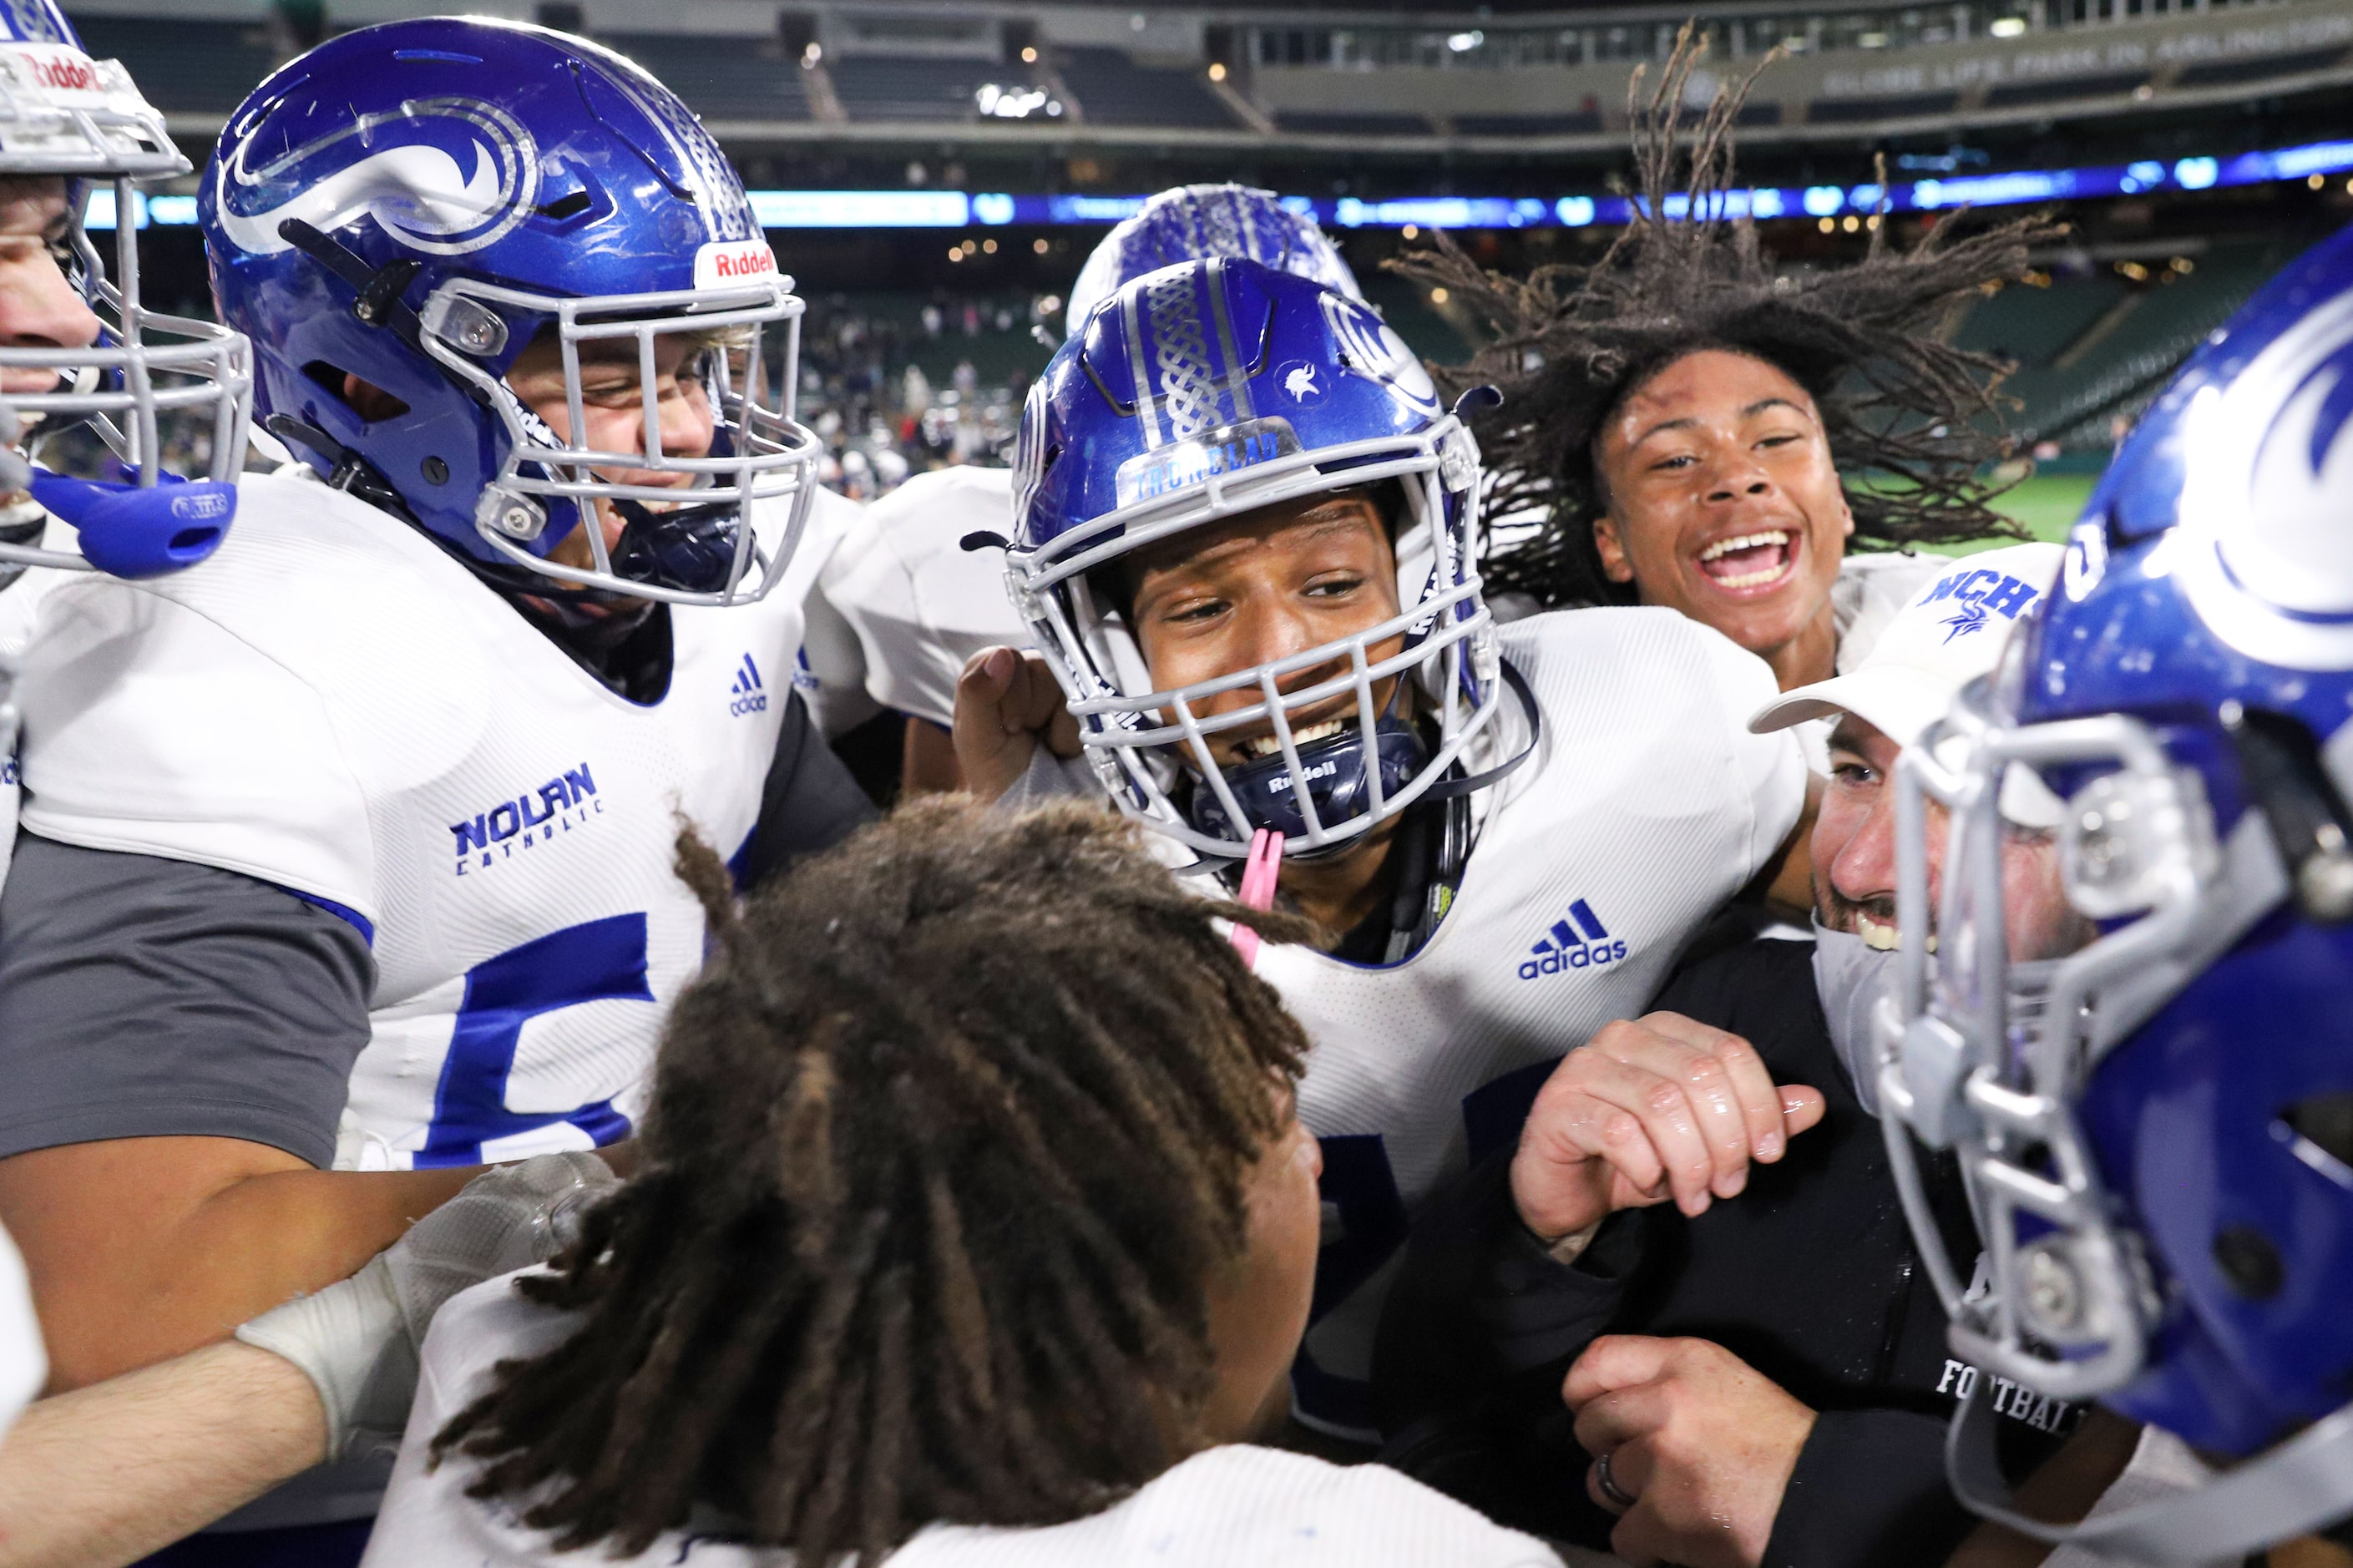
[{"xmin": 1595, "ymin": 1447, "xmax": 1637, "ymax": 1510}]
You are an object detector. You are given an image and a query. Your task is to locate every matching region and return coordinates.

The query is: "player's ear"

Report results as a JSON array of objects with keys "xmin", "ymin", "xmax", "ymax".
[{"xmin": 1592, "ymin": 513, "xmax": 1636, "ymax": 584}]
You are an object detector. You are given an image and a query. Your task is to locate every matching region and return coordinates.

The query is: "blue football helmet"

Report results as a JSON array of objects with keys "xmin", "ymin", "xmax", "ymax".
[
  {"xmin": 1010, "ymin": 255, "xmax": 1507, "ymax": 862},
  {"xmin": 1064, "ymin": 184, "xmax": 1362, "ymax": 339},
  {"xmin": 199, "ymin": 17, "xmax": 820, "ymax": 607},
  {"xmin": 1882, "ymin": 223, "xmax": 2353, "ymax": 1560},
  {"xmin": 0, "ymin": 0, "xmax": 250, "ymax": 584}
]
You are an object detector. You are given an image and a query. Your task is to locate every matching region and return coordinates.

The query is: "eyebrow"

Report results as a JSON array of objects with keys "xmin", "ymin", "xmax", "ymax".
[{"xmin": 1627, "ymin": 396, "xmax": 1809, "ymax": 451}]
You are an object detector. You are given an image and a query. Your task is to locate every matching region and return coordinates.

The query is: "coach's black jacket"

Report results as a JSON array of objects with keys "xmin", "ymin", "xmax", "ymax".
[{"xmin": 1371, "ymin": 935, "xmax": 2078, "ymax": 1568}]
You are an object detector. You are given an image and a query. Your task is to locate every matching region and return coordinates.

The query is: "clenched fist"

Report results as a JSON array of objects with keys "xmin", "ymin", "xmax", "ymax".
[
  {"xmin": 1511, "ymin": 1012, "xmax": 1825, "ymax": 1250},
  {"xmin": 951, "ymin": 645, "xmax": 1081, "ymax": 802}
]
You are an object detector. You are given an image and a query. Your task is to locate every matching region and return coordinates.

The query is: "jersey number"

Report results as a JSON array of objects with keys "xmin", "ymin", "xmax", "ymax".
[{"xmin": 417, "ymin": 913, "xmax": 652, "ymax": 1168}]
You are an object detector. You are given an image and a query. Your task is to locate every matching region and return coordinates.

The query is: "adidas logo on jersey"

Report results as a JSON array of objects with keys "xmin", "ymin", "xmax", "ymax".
[
  {"xmin": 729, "ymin": 653, "xmax": 768, "ymax": 716},
  {"xmin": 1518, "ymin": 898, "xmax": 1627, "ymax": 980},
  {"xmin": 449, "ymin": 761, "xmax": 604, "ymax": 877}
]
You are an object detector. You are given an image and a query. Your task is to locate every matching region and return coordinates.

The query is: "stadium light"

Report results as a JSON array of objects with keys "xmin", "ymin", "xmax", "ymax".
[{"xmin": 86, "ymin": 134, "xmax": 2353, "ymax": 235}]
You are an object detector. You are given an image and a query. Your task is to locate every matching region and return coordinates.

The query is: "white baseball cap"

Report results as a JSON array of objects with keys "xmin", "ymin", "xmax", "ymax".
[{"xmin": 1750, "ymin": 543, "xmax": 2067, "ymax": 825}]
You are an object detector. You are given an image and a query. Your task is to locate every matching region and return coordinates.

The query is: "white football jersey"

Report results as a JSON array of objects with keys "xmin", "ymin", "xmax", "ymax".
[
  {"xmin": 14, "ymin": 468, "xmax": 837, "ymax": 1171},
  {"xmin": 817, "ymin": 465, "xmax": 1028, "ymax": 731},
  {"xmin": 365, "ymin": 1272, "xmax": 1566, "ymax": 1568},
  {"xmin": 0, "ymin": 513, "xmax": 79, "ymax": 893},
  {"xmin": 1260, "ymin": 608, "xmax": 1805, "ymax": 1434}
]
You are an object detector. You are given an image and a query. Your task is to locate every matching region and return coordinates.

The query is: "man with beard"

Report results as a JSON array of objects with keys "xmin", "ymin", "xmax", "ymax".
[{"xmin": 1372, "ymin": 545, "xmax": 2084, "ymax": 1568}]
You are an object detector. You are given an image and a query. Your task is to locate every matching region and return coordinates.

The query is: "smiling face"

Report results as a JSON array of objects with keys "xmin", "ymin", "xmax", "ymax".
[
  {"xmin": 503, "ymin": 330, "xmax": 719, "ymax": 575},
  {"xmin": 1124, "ymin": 490, "xmax": 1404, "ymax": 771},
  {"xmin": 1592, "ymin": 348, "xmax": 1855, "ymax": 675},
  {"xmin": 1814, "ymin": 714, "xmax": 2090, "ymax": 961}
]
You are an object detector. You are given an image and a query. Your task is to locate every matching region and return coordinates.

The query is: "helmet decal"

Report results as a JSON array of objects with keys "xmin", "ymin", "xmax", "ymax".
[
  {"xmin": 1319, "ymin": 291, "xmax": 1440, "ymax": 417},
  {"xmin": 582, "ymin": 61, "xmax": 755, "ymax": 245},
  {"xmin": 2175, "ymin": 286, "xmax": 2353, "ymax": 667},
  {"xmin": 212, "ymin": 100, "xmax": 541, "ymax": 259},
  {"xmin": 0, "ymin": 0, "xmax": 72, "ymax": 45},
  {"xmin": 1134, "ymin": 262, "xmax": 1254, "ymax": 446},
  {"xmin": 1067, "ymin": 183, "xmax": 1361, "ymax": 337}
]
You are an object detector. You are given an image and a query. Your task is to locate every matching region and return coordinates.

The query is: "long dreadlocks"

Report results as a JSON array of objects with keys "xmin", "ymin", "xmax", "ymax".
[
  {"xmin": 1398, "ymin": 30, "xmax": 2058, "ymax": 609},
  {"xmin": 432, "ymin": 797, "xmax": 1317, "ymax": 1562}
]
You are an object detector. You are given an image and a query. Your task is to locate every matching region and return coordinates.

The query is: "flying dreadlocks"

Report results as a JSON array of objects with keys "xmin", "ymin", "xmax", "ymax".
[{"xmin": 1397, "ymin": 30, "xmax": 2057, "ymax": 610}]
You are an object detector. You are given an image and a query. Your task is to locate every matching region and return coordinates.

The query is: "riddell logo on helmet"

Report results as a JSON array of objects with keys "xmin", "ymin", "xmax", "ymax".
[
  {"xmin": 16, "ymin": 49, "xmax": 97, "ymax": 94},
  {"xmin": 1519, "ymin": 898, "xmax": 1627, "ymax": 980},
  {"xmin": 695, "ymin": 239, "xmax": 778, "ymax": 291}
]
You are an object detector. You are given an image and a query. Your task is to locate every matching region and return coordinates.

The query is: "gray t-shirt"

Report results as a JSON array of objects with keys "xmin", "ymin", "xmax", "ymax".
[{"xmin": 0, "ymin": 833, "xmax": 375, "ymax": 1168}]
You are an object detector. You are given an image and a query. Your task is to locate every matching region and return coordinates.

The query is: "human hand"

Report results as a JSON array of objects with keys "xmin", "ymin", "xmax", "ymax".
[
  {"xmin": 952, "ymin": 645, "xmax": 1081, "ymax": 802},
  {"xmin": 235, "ymin": 1151, "xmax": 618, "ymax": 1459},
  {"xmin": 1510, "ymin": 1012, "xmax": 1825, "ymax": 1249},
  {"xmin": 1565, "ymin": 1334, "xmax": 1817, "ymax": 1568}
]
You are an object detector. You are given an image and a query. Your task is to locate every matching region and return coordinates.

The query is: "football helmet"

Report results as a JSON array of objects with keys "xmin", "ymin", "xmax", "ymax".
[
  {"xmin": 200, "ymin": 17, "xmax": 820, "ymax": 607},
  {"xmin": 1880, "ymin": 222, "xmax": 2353, "ymax": 1560},
  {"xmin": 0, "ymin": 0, "xmax": 249, "ymax": 584},
  {"xmin": 1010, "ymin": 255, "xmax": 1516, "ymax": 862},
  {"xmin": 1064, "ymin": 184, "xmax": 1362, "ymax": 338}
]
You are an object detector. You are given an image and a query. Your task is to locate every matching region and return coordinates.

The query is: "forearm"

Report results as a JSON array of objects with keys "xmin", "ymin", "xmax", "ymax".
[
  {"xmin": 8, "ymin": 1150, "xmax": 477, "ymax": 1389},
  {"xmin": 0, "ymin": 1341, "xmax": 325, "ymax": 1568}
]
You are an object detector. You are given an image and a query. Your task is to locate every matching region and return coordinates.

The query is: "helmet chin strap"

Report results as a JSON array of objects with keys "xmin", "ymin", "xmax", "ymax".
[
  {"xmin": 1184, "ymin": 658, "xmax": 1541, "ymax": 859},
  {"xmin": 1946, "ymin": 1382, "xmax": 2353, "ymax": 1562},
  {"xmin": 607, "ymin": 494, "xmax": 753, "ymax": 595}
]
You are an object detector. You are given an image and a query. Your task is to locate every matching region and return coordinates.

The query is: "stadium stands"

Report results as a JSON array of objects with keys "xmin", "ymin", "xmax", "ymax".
[
  {"xmin": 68, "ymin": 16, "xmax": 276, "ymax": 114},
  {"xmin": 1952, "ymin": 245, "xmax": 2280, "ymax": 450},
  {"xmin": 600, "ymin": 34, "xmax": 812, "ymax": 122},
  {"xmin": 1455, "ymin": 111, "xmax": 1604, "ymax": 136},
  {"xmin": 1805, "ymin": 91, "xmax": 1959, "ymax": 123},
  {"xmin": 1273, "ymin": 109, "xmax": 1434, "ymax": 136},
  {"xmin": 827, "ymin": 55, "xmax": 997, "ymax": 122},
  {"xmin": 1055, "ymin": 47, "xmax": 1240, "ymax": 129}
]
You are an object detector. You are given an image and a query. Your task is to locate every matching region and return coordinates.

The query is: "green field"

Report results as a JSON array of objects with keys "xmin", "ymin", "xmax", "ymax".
[{"xmin": 1946, "ymin": 471, "xmax": 2101, "ymax": 554}]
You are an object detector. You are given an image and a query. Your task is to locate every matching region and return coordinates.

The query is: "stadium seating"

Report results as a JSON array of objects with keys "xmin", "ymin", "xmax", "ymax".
[
  {"xmin": 1805, "ymin": 91, "xmax": 1960, "ymax": 124},
  {"xmin": 827, "ymin": 55, "xmax": 998, "ymax": 122},
  {"xmin": 69, "ymin": 16, "xmax": 277, "ymax": 114},
  {"xmin": 1055, "ymin": 48, "xmax": 1240, "ymax": 129},
  {"xmin": 1455, "ymin": 112, "xmax": 1605, "ymax": 136},
  {"xmin": 1951, "ymin": 245, "xmax": 2278, "ymax": 449},
  {"xmin": 1273, "ymin": 109, "xmax": 1434, "ymax": 136},
  {"xmin": 600, "ymin": 34, "xmax": 812, "ymax": 121},
  {"xmin": 2173, "ymin": 44, "xmax": 2350, "ymax": 88}
]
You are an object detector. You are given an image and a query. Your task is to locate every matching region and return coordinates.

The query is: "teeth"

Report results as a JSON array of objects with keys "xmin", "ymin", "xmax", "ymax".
[
  {"xmin": 1855, "ymin": 910, "xmax": 1936, "ymax": 953},
  {"xmin": 1698, "ymin": 529, "xmax": 1789, "ymax": 564},
  {"xmin": 1240, "ymin": 718, "xmax": 1345, "ymax": 761}
]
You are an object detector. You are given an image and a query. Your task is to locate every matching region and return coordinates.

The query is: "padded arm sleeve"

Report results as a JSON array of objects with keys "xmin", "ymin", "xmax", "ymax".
[{"xmin": 0, "ymin": 835, "xmax": 375, "ymax": 1168}]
